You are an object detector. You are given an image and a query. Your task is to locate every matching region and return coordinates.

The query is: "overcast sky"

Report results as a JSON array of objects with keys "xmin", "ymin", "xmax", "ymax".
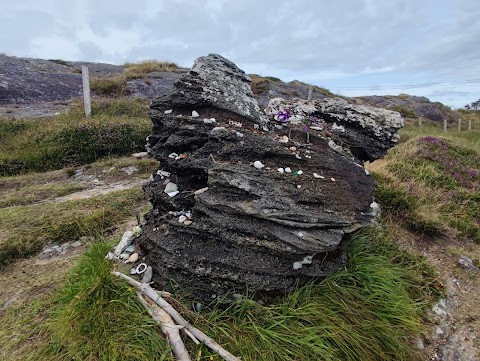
[{"xmin": 1, "ymin": 0, "xmax": 479, "ymax": 108}]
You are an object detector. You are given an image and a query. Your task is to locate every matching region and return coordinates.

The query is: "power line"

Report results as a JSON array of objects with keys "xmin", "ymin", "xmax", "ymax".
[{"xmin": 322, "ymin": 78, "xmax": 480, "ymax": 91}]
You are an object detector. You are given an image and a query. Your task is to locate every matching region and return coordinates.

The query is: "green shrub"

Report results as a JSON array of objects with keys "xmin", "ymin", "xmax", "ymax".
[
  {"xmin": 91, "ymin": 77, "xmax": 128, "ymax": 97},
  {"xmin": 123, "ymin": 60, "xmax": 179, "ymax": 79},
  {"xmin": 390, "ymin": 106, "xmax": 417, "ymax": 119}
]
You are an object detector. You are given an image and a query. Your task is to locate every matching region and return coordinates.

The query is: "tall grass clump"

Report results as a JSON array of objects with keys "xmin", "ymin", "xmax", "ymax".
[
  {"xmin": 0, "ymin": 99, "xmax": 150, "ymax": 176},
  {"xmin": 123, "ymin": 60, "xmax": 179, "ymax": 79},
  {"xmin": 193, "ymin": 228, "xmax": 436, "ymax": 361},
  {"xmin": 40, "ymin": 242, "xmax": 170, "ymax": 361}
]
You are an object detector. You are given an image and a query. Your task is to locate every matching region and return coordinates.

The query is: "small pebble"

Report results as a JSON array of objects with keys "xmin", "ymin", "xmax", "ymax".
[
  {"xmin": 365, "ymin": 168, "xmax": 370, "ymax": 175},
  {"xmin": 295, "ymin": 154, "xmax": 302, "ymax": 159},
  {"xmin": 285, "ymin": 167, "xmax": 292, "ymax": 173},
  {"xmin": 184, "ymin": 220, "xmax": 193, "ymax": 226},
  {"xmin": 297, "ymin": 170, "xmax": 303, "ymax": 175},
  {"xmin": 277, "ymin": 168, "xmax": 285, "ymax": 173},
  {"xmin": 168, "ymin": 152, "xmax": 179, "ymax": 159},
  {"xmin": 289, "ymin": 146, "xmax": 297, "ymax": 151},
  {"xmin": 253, "ymin": 161, "xmax": 264, "ymax": 169},
  {"xmin": 192, "ymin": 110, "xmax": 200, "ymax": 118},
  {"xmin": 297, "ymin": 185, "xmax": 302, "ymax": 189},
  {"xmin": 164, "ymin": 109, "xmax": 173, "ymax": 114},
  {"xmin": 130, "ymin": 268, "xmax": 137, "ymax": 275},
  {"xmin": 178, "ymin": 215, "xmax": 187, "ymax": 223},
  {"xmin": 279, "ymin": 135, "xmax": 289, "ymax": 143},
  {"xmin": 331, "ymin": 177, "xmax": 336, "ymax": 182},
  {"xmin": 313, "ymin": 173, "xmax": 325, "ymax": 179},
  {"xmin": 127, "ymin": 253, "xmax": 139, "ymax": 263},
  {"xmin": 167, "ymin": 191, "xmax": 179, "ymax": 197},
  {"xmin": 164, "ymin": 182, "xmax": 178, "ymax": 194}
]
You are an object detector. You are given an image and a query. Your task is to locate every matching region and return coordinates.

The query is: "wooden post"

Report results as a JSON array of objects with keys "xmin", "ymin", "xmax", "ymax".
[
  {"xmin": 307, "ymin": 86, "xmax": 313, "ymax": 101},
  {"xmin": 468, "ymin": 119, "xmax": 472, "ymax": 131},
  {"xmin": 458, "ymin": 118, "xmax": 462, "ymax": 131},
  {"xmin": 444, "ymin": 118, "xmax": 448, "ymax": 133},
  {"xmin": 81, "ymin": 66, "xmax": 91, "ymax": 117},
  {"xmin": 419, "ymin": 117, "xmax": 423, "ymax": 133}
]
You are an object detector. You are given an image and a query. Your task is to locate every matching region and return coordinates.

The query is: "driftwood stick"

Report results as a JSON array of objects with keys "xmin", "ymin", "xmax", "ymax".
[
  {"xmin": 183, "ymin": 328, "xmax": 200, "ymax": 345},
  {"xmin": 137, "ymin": 292, "xmax": 192, "ymax": 361},
  {"xmin": 112, "ymin": 272, "xmax": 241, "ymax": 361}
]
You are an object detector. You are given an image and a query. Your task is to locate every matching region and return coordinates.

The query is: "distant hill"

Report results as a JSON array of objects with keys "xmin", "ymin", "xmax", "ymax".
[{"xmin": 0, "ymin": 54, "xmax": 463, "ymax": 123}]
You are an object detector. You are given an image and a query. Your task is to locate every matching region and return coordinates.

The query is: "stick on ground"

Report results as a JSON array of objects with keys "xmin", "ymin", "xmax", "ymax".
[{"xmin": 112, "ymin": 271, "xmax": 241, "ymax": 361}]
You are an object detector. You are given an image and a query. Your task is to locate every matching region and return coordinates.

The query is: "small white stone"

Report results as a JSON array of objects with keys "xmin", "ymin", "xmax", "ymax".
[
  {"xmin": 166, "ymin": 191, "xmax": 179, "ymax": 198},
  {"xmin": 365, "ymin": 168, "xmax": 370, "ymax": 175},
  {"xmin": 297, "ymin": 231, "xmax": 304, "ymax": 237},
  {"xmin": 164, "ymin": 109, "xmax": 173, "ymax": 114},
  {"xmin": 168, "ymin": 152, "xmax": 179, "ymax": 159},
  {"xmin": 297, "ymin": 185, "xmax": 302, "ymax": 189},
  {"xmin": 297, "ymin": 170, "xmax": 303, "ymax": 175},
  {"xmin": 191, "ymin": 110, "xmax": 200, "ymax": 118},
  {"xmin": 279, "ymin": 135, "xmax": 289, "ymax": 143},
  {"xmin": 289, "ymin": 146, "xmax": 297, "ymax": 151},
  {"xmin": 277, "ymin": 168, "xmax": 285, "ymax": 173},
  {"xmin": 203, "ymin": 118, "xmax": 216, "ymax": 124},
  {"xmin": 178, "ymin": 215, "xmax": 187, "ymax": 223},
  {"xmin": 330, "ymin": 177, "xmax": 336, "ymax": 182},
  {"xmin": 253, "ymin": 161, "xmax": 264, "ymax": 169},
  {"xmin": 295, "ymin": 154, "xmax": 302, "ymax": 159},
  {"xmin": 157, "ymin": 170, "xmax": 171, "ymax": 177},
  {"xmin": 285, "ymin": 167, "xmax": 292, "ymax": 173},
  {"xmin": 164, "ymin": 182, "xmax": 178, "ymax": 194},
  {"xmin": 184, "ymin": 220, "xmax": 192, "ymax": 226},
  {"xmin": 313, "ymin": 173, "xmax": 325, "ymax": 179}
]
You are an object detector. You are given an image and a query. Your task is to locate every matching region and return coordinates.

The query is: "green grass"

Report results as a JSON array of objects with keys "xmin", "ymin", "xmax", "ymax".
[
  {"xmin": 371, "ymin": 127, "xmax": 480, "ymax": 241},
  {"xmin": 0, "ymin": 182, "xmax": 85, "ymax": 208},
  {"xmin": 39, "ymin": 242, "xmax": 171, "ymax": 361},
  {"xmin": 18, "ymin": 227, "xmax": 437, "ymax": 361},
  {"xmin": 123, "ymin": 60, "xmax": 179, "ymax": 79},
  {"xmin": 90, "ymin": 77, "xmax": 128, "ymax": 97},
  {"xmin": 0, "ymin": 187, "xmax": 144, "ymax": 268},
  {"xmin": 0, "ymin": 98, "xmax": 150, "ymax": 176}
]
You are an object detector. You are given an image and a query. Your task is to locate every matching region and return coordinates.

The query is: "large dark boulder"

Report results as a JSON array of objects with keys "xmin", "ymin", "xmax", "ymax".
[{"xmin": 138, "ymin": 54, "xmax": 403, "ymax": 302}]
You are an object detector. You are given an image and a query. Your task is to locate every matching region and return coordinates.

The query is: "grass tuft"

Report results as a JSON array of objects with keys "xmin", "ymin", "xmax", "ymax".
[
  {"xmin": 40, "ymin": 242, "xmax": 170, "ymax": 361},
  {"xmin": 0, "ymin": 99, "xmax": 150, "ymax": 176},
  {"xmin": 123, "ymin": 60, "xmax": 179, "ymax": 79}
]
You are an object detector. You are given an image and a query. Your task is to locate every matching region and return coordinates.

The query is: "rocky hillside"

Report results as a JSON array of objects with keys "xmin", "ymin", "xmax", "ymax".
[{"xmin": 0, "ymin": 54, "xmax": 461, "ymax": 123}]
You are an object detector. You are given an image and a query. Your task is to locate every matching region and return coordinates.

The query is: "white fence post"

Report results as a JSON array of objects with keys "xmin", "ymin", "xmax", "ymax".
[
  {"xmin": 444, "ymin": 118, "xmax": 448, "ymax": 133},
  {"xmin": 81, "ymin": 66, "xmax": 91, "ymax": 117},
  {"xmin": 458, "ymin": 118, "xmax": 462, "ymax": 131},
  {"xmin": 307, "ymin": 86, "xmax": 313, "ymax": 101},
  {"xmin": 468, "ymin": 119, "xmax": 472, "ymax": 131}
]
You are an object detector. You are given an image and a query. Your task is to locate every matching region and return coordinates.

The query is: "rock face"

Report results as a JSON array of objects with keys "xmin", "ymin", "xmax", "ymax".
[
  {"xmin": 265, "ymin": 97, "xmax": 404, "ymax": 161},
  {"xmin": 138, "ymin": 54, "xmax": 403, "ymax": 302},
  {"xmin": 151, "ymin": 54, "xmax": 267, "ymax": 125}
]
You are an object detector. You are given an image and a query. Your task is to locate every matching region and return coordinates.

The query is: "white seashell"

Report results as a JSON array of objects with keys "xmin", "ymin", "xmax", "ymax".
[
  {"xmin": 127, "ymin": 253, "xmax": 139, "ymax": 263},
  {"xmin": 192, "ymin": 110, "xmax": 200, "ymax": 118},
  {"xmin": 194, "ymin": 187, "xmax": 209, "ymax": 195},
  {"xmin": 178, "ymin": 215, "xmax": 187, "ymax": 223},
  {"xmin": 164, "ymin": 109, "xmax": 173, "ymax": 114},
  {"xmin": 164, "ymin": 182, "xmax": 178, "ymax": 194},
  {"xmin": 253, "ymin": 161, "xmax": 264, "ymax": 169},
  {"xmin": 277, "ymin": 168, "xmax": 285, "ymax": 173},
  {"xmin": 279, "ymin": 135, "xmax": 289, "ymax": 143},
  {"xmin": 285, "ymin": 167, "xmax": 292, "ymax": 173}
]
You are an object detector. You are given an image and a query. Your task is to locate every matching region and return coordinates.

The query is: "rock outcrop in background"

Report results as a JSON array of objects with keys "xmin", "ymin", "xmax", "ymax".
[{"xmin": 137, "ymin": 54, "xmax": 403, "ymax": 302}]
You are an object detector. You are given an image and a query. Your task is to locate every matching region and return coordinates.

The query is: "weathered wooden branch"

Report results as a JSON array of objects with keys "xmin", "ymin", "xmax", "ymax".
[
  {"xmin": 112, "ymin": 271, "xmax": 241, "ymax": 361},
  {"xmin": 137, "ymin": 292, "xmax": 191, "ymax": 361}
]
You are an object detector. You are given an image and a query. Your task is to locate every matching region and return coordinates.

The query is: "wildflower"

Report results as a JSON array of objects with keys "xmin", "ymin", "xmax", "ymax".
[{"xmin": 275, "ymin": 109, "xmax": 292, "ymax": 123}]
